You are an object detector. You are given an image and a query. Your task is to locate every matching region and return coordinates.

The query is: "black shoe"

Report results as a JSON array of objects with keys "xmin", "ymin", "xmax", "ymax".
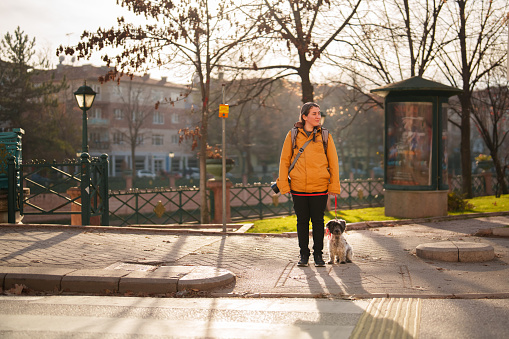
[
  {"xmin": 297, "ymin": 255, "xmax": 309, "ymax": 267},
  {"xmin": 314, "ymin": 254, "xmax": 326, "ymax": 267}
]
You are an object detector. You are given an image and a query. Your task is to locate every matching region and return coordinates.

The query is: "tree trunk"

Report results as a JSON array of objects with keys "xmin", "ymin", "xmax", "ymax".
[
  {"xmin": 459, "ymin": 96, "xmax": 472, "ymax": 197},
  {"xmin": 131, "ymin": 144, "xmax": 136, "ymax": 187},
  {"xmin": 199, "ymin": 98, "xmax": 210, "ymax": 224},
  {"xmin": 299, "ymin": 59, "xmax": 314, "ymax": 103},
  {"xmin": 458, "ymin": 0, "xmax": 472, "ymax": 198},
  {"xmin": 492, "ymin": 153, "xmax": 508, "ymax": 195}
]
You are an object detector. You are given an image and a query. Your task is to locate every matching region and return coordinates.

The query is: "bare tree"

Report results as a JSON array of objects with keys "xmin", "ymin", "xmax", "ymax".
[
  {"xmin": 470, "ymin": 68, "xmax": 509, "ymax": 194},
  {"xmin": 114, "ymin": 80, "xmax": 154, "ymax": 185},
  {"xmin": 59, "ymin": 0, "xmax": 259, "ymax": 223},
  {"xmin": 236, "ymin": 0, "xmax": 362, "ymax": 103},
  {"xmin": 320, "ymin": 0, "xmax": 450, "ymax": 177},
  {"xmin": 437, "ymin": 0, "xmax": 508, "ymax": 197},
  {"xmin": 327, "ymin": 0, "xmax": 448, "ymax": 90}
]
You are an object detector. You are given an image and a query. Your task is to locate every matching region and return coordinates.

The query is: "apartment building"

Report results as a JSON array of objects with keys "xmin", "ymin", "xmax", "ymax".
[{"xmin": 51, "ymin": 63, "xmax": 197, "ymax": 177}]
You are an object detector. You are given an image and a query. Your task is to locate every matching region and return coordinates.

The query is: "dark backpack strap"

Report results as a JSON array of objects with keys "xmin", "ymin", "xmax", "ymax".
[
  {"xmin": 291, "ymin": 126, "xmax": 328, "ymax": 155},
  {"xmin": 291, "ymin": 127, "xmax": 298, "ymax": 150},
  {"xmin": 288, "ymin": 138, "xmax": 312, "ymax": 174},
  {"xmin": 321, "ymin": 128, "xmax": 328, "ymax": 155}
]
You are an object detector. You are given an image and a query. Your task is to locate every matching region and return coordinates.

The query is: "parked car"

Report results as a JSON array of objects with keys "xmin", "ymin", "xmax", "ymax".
[
  {"xmin": 184, "ymin": 167, "xmax": 200, "ymax": 179},
  {"xmin": 136, "ymin": 170, "xmax": 156, "ymax": 179}
]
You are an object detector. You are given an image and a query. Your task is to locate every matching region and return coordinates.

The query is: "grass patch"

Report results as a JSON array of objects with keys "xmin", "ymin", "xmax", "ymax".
[
  {"xmin": 448, "ymin": 194, "xmax": 509, "ymax": 215},
  {"xmin": 246, "ymin": 194, "xmax": 509, "ymax": 233}
]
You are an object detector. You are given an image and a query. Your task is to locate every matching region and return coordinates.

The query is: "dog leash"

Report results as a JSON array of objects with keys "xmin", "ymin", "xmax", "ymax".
[
  {"xmin": 334, "ymin": 195, "xmax": 338, "ymax": 219},
  {"xmin": 326, "ymin": 195, "xmax": 338, "ymax": 239}
]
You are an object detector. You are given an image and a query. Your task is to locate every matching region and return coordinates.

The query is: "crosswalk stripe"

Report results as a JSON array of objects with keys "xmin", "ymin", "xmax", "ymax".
[{"xmin": 350, "ymin": 298, "xmax": 422, "ymax": 339}]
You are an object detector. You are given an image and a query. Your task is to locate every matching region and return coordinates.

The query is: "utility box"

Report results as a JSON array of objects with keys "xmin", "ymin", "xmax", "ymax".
[
  {"xmin": 371, "ymin": 77, "xmax": 461, "ymax": 218},
  {"xmin": 0, "ymin": 128, "xmax": 24, "ymax": 190}
]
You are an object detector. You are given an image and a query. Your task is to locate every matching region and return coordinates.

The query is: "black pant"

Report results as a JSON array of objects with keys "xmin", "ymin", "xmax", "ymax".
[{"xmin": 292, "ymin": 194, "xmax": 328, "ymax": 258}]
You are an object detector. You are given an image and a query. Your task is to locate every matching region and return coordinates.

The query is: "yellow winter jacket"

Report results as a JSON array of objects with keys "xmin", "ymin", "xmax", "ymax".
[{"xmin": 277, "ymin": 124, "xmax": 341, "ymax": 195}]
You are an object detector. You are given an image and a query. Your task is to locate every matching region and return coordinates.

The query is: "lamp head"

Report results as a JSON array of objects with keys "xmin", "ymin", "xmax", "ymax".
[{"xmin": 74, "ymin": 81, "xmax": 97, "ymax": 111}]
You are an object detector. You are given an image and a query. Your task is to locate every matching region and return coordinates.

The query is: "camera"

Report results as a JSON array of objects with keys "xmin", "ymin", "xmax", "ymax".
[
  {"xmin": 271, "ymin": 182, "xmax": 280, "ymax": 194},
  {"xmin": 271, "ymin": 177, "xmax": 290, "ymax": 194}
]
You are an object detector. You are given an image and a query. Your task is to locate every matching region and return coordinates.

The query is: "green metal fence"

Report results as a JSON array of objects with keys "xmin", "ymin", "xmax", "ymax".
[
  {"xmin": 8, "ymin": 165, "xmax": 508, "ymax": 226},
  {"xmin": 7, "ymin": 154, "xmax": 109, "ymax": 224},
  {"xmin": 227, "ymin": 183, "xmax": 294, "ymax": 221},
  {"xmin": 108, "ymin": 187, "xmax": 201, "ymax": 225},
  {"xmin": 449, "ymin": 174, "xmax": 509, "ymax": 197}
]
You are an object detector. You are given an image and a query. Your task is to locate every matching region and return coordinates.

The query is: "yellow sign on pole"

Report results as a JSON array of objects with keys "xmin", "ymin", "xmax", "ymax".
[{"xmin": 219, "ymin": 104, "xmax": 229, "ymax": 118}]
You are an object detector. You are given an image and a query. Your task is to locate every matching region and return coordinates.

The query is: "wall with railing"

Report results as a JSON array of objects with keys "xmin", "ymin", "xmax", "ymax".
[{"xmin": 14, "ymin": 171, "xmax": 509, "ymax": 226}]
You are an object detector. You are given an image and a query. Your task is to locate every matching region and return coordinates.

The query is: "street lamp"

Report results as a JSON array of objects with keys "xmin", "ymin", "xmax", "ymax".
[
  {"xmin": 168, "ymin": 152, "xmax": 176, "ymax": 187},
  {"xmin": 168, "ymin": 152, "xmax": 175, "ymax": 173},
  {"xmin": 74, "ymin": 81, "xmax": 97, "ymax": 153},
  {"xmin": 320, "ymin": 111, "xmax": 326, "ymax": 126}
]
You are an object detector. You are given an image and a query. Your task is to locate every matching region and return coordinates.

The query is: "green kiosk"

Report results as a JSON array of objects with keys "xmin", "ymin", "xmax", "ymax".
[{"xmin": 371, "ymin": 76, "xmax": 462, "ymax": 218}]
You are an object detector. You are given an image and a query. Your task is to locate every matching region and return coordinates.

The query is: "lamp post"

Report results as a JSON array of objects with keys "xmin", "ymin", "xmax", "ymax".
[
  {"xmin": 73, "ymin": 81, "xmax": 97, "ymax": 226},
  {"xmin": 168, "ymin": 152, "xmax": 175, "ymax": 173},
  {"xmin": 168, "ymin": 152, "xmax": 175, "ymax": 188},
  {"xmin": 74, "ymin": 81, "xmax": 97, "ymax": 154}
]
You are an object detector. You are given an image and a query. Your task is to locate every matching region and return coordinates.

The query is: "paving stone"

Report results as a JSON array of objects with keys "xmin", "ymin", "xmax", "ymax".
[
  {"xmin": 178, "ymin": 266, "xmax": 236, "ymax": 291},
  {"xmin": 416, "ymin": 241, "xmax": 459, "ymax": 262},
  {"xmin": 416, "ymin": 241, "xmax": 495, "ymax": 262},
  {"xmin": 119, "ymin": 266, "xmax": 191, "ymax": 294},
  {"xmin": 61, "ymin": 269, "xmax": 131, "ymax": 293},
  {"xmin": 492, "ymin": 228, "xmax": 509, "ymax": 237},
  {"xmin": 457, "ymin": 242, "xmax": 495, "ymax": 262},
  {"xmin": 3, "ymin": 267, "xmax": 76, "ymax": 292}
]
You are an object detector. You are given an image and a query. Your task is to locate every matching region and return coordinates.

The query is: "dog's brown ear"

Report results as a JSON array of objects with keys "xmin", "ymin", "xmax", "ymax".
[{"xmin": 339, "ymin": 220, "xmax": 346, "ymax": 232}]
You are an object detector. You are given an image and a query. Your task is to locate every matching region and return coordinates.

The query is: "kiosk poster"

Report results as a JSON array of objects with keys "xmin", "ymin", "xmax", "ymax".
[{"xmin": 387, "ymin": 102, "xmax": 433, "ymax": 186}]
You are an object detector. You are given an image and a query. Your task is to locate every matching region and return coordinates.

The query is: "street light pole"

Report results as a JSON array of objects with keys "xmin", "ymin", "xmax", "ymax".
[
  {"xmin": 73, "ymin": 81, "xmax": 97, "ymax": 154},
  {"xmin": 82, "ymin": 107, "xmax": 88, "ymax": 153},
  {"xmin": 222, "ymin": 85, "xmax": 226, "ymax": 232},
  {"xmin": 73, "ymin": 81, "xmax": 97, "ymax": 226}
]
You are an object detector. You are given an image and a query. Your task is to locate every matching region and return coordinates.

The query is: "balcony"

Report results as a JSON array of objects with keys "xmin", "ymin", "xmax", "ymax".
[
  {"xmin": 90, "ymin": 140, "xmax": 110, "ymax": 150},
  {"xmin": 88, "ymin": 118, "xmax": 109, "ymax": 126}
]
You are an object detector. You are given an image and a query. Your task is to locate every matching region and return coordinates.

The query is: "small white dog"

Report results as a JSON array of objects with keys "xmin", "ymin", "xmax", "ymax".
[{"xmin": 326, "ymin": 219, "xmax": 353, "ymax": 264}]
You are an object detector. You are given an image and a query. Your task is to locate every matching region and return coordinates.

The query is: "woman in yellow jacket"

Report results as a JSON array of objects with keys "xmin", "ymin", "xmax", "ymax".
[{"xmin": 277, "ymin": 102, "xmax": 341, "ymax": 267}]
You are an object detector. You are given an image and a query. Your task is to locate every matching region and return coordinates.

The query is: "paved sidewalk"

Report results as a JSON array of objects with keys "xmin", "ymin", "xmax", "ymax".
[{"xmin": 1, "ymin": 215, "xmax": 509, "ymax": 298}]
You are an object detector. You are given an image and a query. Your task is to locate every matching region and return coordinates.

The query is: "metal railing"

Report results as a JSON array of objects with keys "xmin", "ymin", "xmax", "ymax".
[
  {"xmin": 108, "ymin": 187, "xmax": 201, "ymax": 225},
  {"xmin": 8, "ymin": 167, "xmax": 508, "ymax": 226},
  {"xmin": 7, "ymin": 154, "xmax": 109, "ymax": 224}
]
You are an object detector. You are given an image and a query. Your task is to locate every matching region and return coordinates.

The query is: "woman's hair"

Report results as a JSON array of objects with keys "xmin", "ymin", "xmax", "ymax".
[{"xmin": 299, "ymin": 102, "xmax": 320, "ymax": 124}]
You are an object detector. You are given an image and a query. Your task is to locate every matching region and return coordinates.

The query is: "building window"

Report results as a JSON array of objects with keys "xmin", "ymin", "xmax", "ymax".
[
  {"xmin": 171, "ymin": 113, "xmax": 179, "ymax": 124},
  {"xmin": 152, "ymin": 134, "xmax": 164, "ymax": 145},
  {"xmin": 89, "ymin": 132, "xmax": 100, "ymax": 143},
  {"xmin": 153, "ymin": 111, "xmax": 164, "ymax": 124},
  {"xmin": 171, "ymin": 157, "xmax": 181, "ymax": 172},
  {"xmin": 90, "ymin": 108, "xmax": 101, "ymax": 119},
  {"xmin": 91, "ymin": 84, "xmax": 101, "ymax": 100},
  {"xmin": 136, "ymin": 134, "xmax": 144, "ymax": 145},
  {"xmin": 114, "ymin": 109, "xmax": 124, "ymax": 120},
  {"xmin": 154, "ymin": 159, "xmax": 163, "ymax": 173},
  {"xmin": 171, "ymin": 135, "xmax": 179, "ymax": 144},
  {"xmin": 153, "ymin": 90, "xmax": 163, "ymax": 101},
  {"xmin": 91, "ymin": 84, "xmax": 101, "ymax": 95},
  {"xmin": 132, "ymin": 111, "xmax": 144, "ymax": 122},
  {"xmin": 113, "ymin": 132, "xmax": 124, "ymax": 144}
]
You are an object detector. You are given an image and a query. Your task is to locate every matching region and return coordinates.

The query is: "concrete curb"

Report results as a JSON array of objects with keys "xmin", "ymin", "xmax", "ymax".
[
  {"xmin": 0, "ymin": 265, "xmax": 235, "ymax": 295},
  {"xmin": 2, "ymin": 211, "xmax": 509, "ymax": 237},
  {"xmin": 209, "ymin": 292, "xmax": 509, "ymax": 300},
  {"xmin": 416, "ymin": 241, "xmax": 495, "ymax": 262}
]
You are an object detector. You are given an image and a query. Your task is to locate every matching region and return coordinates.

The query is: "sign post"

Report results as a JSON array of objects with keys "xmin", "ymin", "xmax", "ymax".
[{"xmin": 219, "ymin": 85, "xmax": 229, "ymax": 232}]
